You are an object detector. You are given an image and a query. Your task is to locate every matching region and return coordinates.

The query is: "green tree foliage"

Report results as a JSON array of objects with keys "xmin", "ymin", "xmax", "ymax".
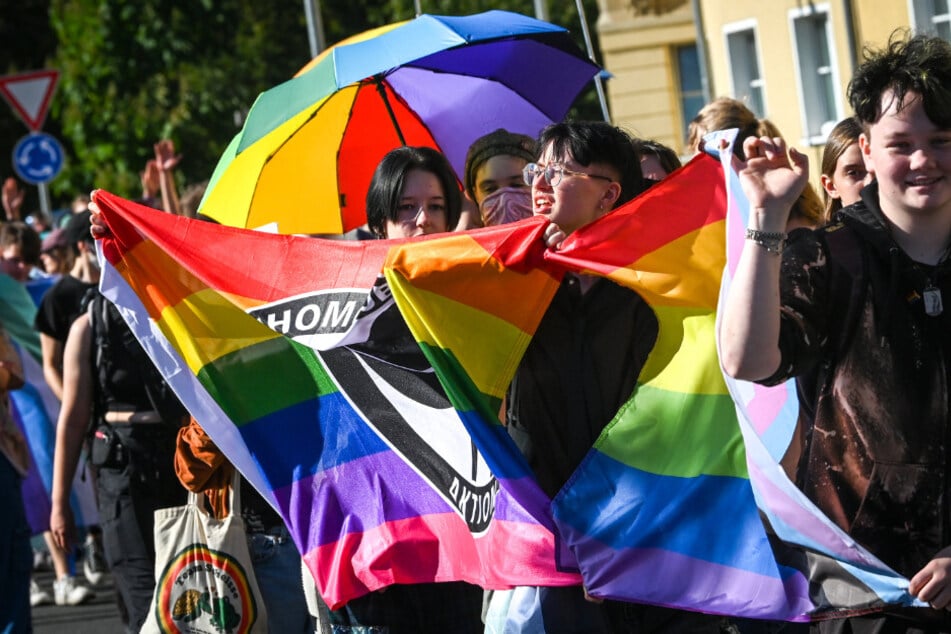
[
  {"xmin": 49, "ymin": 0, "xmax": 308, "ymax": 199},
  {"xmin": 0, "ymin": 0, "xmax": 58, "ymax": 216},
  {"xmin": 24, "ymin": 0, "xmax": 601, "ymax": 206}
]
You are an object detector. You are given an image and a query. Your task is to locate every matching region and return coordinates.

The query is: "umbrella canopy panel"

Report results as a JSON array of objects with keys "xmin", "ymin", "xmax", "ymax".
[
  {"xmin": 199, "ymin": 11, "xmax": 601, "ymax": 234},
  {"xmin": 249, "ymin": 82, "xmax": 440, "ymax": 234}
]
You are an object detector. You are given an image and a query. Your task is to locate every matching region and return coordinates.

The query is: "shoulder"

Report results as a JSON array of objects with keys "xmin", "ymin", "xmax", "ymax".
[
  {"xmin": 62, "ymin": 314, "xmax": 92, "ymax": 364},
  {"xmin": 781, "ymin": 226, "xmax": 828, "ymax": 271},
  {"xmin": 783, "ymin": 218, "xmax": 866, "ymax": 268},
  {"xmin": 67, "ymin": 313, "xmax": 91, "ymax": 341}
]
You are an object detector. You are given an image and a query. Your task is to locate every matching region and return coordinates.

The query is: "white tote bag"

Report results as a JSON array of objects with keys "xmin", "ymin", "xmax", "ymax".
[{"xmin": 141, "ymin": 474, "xmax": 268, "ymax": 633}]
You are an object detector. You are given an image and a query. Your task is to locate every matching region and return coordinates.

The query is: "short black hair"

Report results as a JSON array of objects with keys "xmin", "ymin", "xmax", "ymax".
[
  {"xmin": 848, "ymin": 31, "xmax": 951, "ymax": 130},
  {"xmin": 63, "ymin": 210, "xmax": 94, "ymax": 256},
  {"xmin": 537, "ymin": 121, "xmax": 644, "ymax": 208},
  {"xmin": 365, "ymin": 146, "xmax": 462, "ymax": 238},
  {"xmin": 632, "ymin": 138, "xmax": 681, "ymax": 176}
]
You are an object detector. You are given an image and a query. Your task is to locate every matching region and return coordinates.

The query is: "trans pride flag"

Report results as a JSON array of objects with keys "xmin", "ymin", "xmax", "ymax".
[
  {"xmin": 9, "ymin": 343, "xmax": 98, "ymax": 533},
  {"xmin": 0, "ymin": 274, "xmax": 98, "ymax": 534},
  {"xmin": 93, "ymin": 139, "xmax": 915, "ymax": 619},
  {"xmin": 542, "ymin": 132, "xmax": 917, "ymax": 619}
]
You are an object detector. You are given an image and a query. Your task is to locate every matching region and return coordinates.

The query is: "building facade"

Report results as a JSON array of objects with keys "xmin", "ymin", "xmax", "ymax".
[{"xmin": 597, "ymin": 0, "xmax": 948, "ymax": 170}]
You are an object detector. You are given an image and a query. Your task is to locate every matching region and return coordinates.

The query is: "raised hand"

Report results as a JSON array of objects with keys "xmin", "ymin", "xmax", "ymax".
[
  {"xmin": 733, "ymin": 136, "xmax": 809, "ymax": 230},
  {"xmin": 2, "ymin": 177, "xmax": 25, "ymax": 221},
  {"xmin": 141, "ymin": 159, "xmax": 161, "ymax": 199},
  {"xmin": 154, "ymin": 139, "xmax": 182, "ymax": 172}
]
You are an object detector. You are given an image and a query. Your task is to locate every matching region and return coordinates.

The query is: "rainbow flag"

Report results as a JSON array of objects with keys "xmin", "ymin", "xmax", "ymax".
[
  {"xmin": 93, "ymin": 140, "xmax": 916, "ymax": 619},
  {"xmin": 528, "ymin": 132, "xmax": 917, "ymax": 620},
  {"xmin": 93, "ymin": 193, "xmax": 579, "ymax": 609}
]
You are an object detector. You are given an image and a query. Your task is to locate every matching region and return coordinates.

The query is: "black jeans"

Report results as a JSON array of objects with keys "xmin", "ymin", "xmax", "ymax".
[{"xmin": 95, "ymin": 423, "xmax": 185, "ymax": 633}]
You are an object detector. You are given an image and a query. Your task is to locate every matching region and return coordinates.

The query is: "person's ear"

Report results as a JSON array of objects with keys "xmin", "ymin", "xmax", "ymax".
[
  {"xmin": 858, "ymin": 132, "xmax": 875, "ymax": 176},
  {"xmin": 601, "ymin": 181, "xmax": 622, "ymax": 210},
  {"xmin": 820, "ymin": 174, "xmax": 841, "ymax": 200}
]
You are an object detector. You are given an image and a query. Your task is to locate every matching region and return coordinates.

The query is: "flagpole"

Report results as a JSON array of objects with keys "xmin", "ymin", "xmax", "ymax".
[
  {"xmin": 574, "ymin": 0, "xmax": 610, "ymax": 123},
  {"xmin": 303, "ymin": 0, "xmax": 326, "ymax": 58},
  {"xmin": 37, "ymin": 183, "xmax": 51, "ymax": 220},
  {"xmin": 533, "ymin": 0, "xmax": 548, "ymax": 21}
]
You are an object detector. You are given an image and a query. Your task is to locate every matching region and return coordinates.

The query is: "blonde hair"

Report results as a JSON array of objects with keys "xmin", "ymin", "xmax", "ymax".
[
  {"xmin": 789, "ymin": 183, "xmax": 825, "ymax": 229},
  {"xmin": 686, "ymin": 97, "xmax": 759, "ymax": 158}
]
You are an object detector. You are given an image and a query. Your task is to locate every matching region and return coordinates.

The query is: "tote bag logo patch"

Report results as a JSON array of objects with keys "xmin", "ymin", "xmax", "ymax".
[{"xmin": 154, "ymin": 544, "xmax": 258, "ymax": 634}]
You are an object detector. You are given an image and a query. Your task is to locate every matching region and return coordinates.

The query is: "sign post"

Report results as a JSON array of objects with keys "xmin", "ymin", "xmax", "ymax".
[
  {"xmin": 0, "ymin": 69, "xmax": 61, "ymax": 220},
  {"xmin": 12, "ymin": 132, "xmax": 64, "ymax": 217}
]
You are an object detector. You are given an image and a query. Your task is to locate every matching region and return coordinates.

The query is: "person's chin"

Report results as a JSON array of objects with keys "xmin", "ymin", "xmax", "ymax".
[{"xmin": 906, "ymin": 180, "xmax": 951, "ymax": 208}]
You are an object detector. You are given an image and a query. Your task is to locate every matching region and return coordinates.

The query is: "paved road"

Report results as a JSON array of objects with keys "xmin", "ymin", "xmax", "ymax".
[{"xmin": 31, "ymin": 567, "xmax": 125, "ymax": 633}]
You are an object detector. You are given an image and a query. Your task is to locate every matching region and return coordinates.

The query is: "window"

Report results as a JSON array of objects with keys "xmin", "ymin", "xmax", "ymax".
[
  {"xmin": 911, "ymin": 0, "xmax": 951, "ymax": 41},
  {"xmin": 790, "ymin": 5, "xmax": 843, "ymax": 143},
  {"xmin": 676, "ymin": 44, "xmax": 705, "ymax": 142},
  {"xmin": 724, "ymin": 22, "xmax": 766, "ymax": 117}
]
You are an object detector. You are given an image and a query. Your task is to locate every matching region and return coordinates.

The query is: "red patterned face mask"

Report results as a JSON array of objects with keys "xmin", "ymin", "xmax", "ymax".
[{"xmin": 480, "ymin": 186, "xmax": 533, "ymax": 227}]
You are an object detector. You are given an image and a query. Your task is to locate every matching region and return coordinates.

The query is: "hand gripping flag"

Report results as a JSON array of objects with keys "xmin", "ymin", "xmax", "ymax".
[{"xmin": 93, "ymin": 136, "xmax": 917, "ymax": 619}]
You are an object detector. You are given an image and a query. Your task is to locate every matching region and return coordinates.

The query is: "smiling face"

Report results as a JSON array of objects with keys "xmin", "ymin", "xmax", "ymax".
[
  {"xmin": 532, "ymin": 143, "xmax": 620, "ymax": 236},
  {"xmin": 384, "ymin": 168, "xmax": 449, "ymax": 239},
  {"xmin": 821, "ymin": 143, "xmax": 868, "ymax": 208},
  {"xmin": 860, "ymin": 90, "xmax": 951, "ymax": 222}
]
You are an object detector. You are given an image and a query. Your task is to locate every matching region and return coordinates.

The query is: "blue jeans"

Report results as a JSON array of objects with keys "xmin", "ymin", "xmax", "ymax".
[
  {"xmin": 0, "ymin": 456, "xmax": 31, "ymax": 634},
  {"xmin": 249, "ymin": 526, "xmax": 315, "ymax": 633}
]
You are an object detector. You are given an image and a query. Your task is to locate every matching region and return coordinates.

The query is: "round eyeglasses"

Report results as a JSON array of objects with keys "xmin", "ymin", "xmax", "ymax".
[{"xmin": 522, "ymin": 162, "xmax": 613, "ymax": 187}]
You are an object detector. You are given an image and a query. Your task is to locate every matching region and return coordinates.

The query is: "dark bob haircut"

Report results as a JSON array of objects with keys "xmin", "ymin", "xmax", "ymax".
[{"xmin": 365, "ymin": 146, "xmax": 462, "ymax": 238}]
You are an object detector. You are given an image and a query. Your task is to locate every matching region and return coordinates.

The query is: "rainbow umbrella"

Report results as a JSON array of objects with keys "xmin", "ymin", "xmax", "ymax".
[{"xmin": 198, "ymin": 10, "xmax": 601, "ymax": 234}]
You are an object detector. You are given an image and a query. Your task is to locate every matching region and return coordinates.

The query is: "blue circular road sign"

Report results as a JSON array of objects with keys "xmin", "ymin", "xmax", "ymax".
[{"xmin": 13, "ymin": 132, "xmax": 64, "ymax": 185}]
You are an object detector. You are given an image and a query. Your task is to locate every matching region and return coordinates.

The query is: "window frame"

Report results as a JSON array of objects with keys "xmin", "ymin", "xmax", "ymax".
[
  {"xmin": 788, "ymin": 3, "xmax": 844, "ymax": 146},
  {"xmin": 909, "ymin": 0, "xmax": 951, "ymax": 40},
  {"xmin": 723, "ymin": 19, "xmax": 767, "ymax": 118},
  {"xmin": 673, "ymin": 42, "xmax": 706, "ymax": 144}
]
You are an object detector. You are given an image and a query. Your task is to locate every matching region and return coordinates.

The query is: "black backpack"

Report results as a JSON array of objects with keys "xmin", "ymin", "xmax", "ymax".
[{"xmin": 85, "ymin": 291, "xmax": 187, "ymax": 426}]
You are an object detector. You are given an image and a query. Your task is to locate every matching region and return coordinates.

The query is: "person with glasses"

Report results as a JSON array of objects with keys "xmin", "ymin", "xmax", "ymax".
[{"xmin": 490, "ymin": 121, "xmax": 727, "ymax": 632}]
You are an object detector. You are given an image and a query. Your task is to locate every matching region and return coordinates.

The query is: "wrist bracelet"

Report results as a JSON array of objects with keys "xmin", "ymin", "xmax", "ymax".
[{"xmin": 745, "ymin": 228, "xmax": 787, "ymax": 255}]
